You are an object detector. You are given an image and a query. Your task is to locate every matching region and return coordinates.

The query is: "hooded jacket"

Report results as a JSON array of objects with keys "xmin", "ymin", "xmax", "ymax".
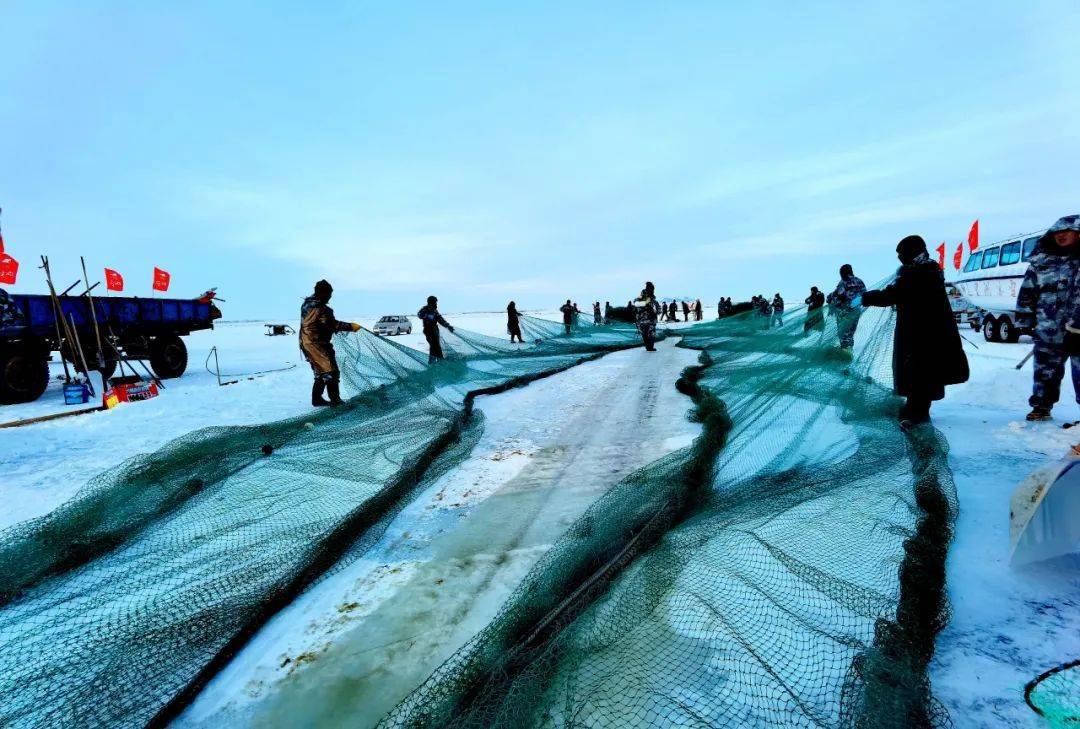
[
  {"xmin": 1017, "ymin": 215, "xmax": 1080, "ymax": 346},
  {"xmin": 299, "ymin": 293, "xmax": 352, "ymax": 375}
]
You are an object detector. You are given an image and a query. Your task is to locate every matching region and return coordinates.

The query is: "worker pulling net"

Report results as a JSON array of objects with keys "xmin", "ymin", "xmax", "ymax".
[
  {"xmin": 0, "ymin": 316, "xmax": 650, "ymax": 728},
  {"xmin": 378, "ymin": 299, "xmax": 958, "ymax": 728}
]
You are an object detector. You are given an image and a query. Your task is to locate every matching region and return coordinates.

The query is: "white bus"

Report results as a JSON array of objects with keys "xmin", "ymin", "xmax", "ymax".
[{"xmin": 951, "ymin": 231, "xmax": 1042, "ymax": 343}]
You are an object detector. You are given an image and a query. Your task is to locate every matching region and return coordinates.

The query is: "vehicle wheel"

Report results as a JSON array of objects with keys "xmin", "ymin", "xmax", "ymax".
[
  {"xmin": 982, "ymin": 317, "xmax": 1000, "ymax": 343},
  {"xmin": 999, "ymin": 317, "xmax": 1020, "ymax": 343},
  {"xmin": 98, "ymin": 358, "xmax": 118, "ymax": 381},
  {"xmin": 0, "ymin": 348, "xmax": 50, "ymax": 404},
  {"xmin": 149, "ymin": 334, "xmax": 188, "ymax": 379}
]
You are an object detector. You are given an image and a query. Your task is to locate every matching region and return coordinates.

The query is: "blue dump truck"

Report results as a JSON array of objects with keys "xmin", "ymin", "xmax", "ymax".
[{"xmin": 0, "ymin": 293, "xmax": 218, "ymax": 403}]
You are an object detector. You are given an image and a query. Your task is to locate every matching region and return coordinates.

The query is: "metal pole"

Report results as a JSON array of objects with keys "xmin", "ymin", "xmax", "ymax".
[
  {"xmin": 81, "ymin": 256, "xmax": 106, "ymax": 370},
  {"xmin": 40, "ymin": 256, "xmax": 73, "ymax": 382},
  {"xmin": 1016, "ymin": 348, "xmax": 1035, "ymax": 370},
  {"xmin": 69, "ymin": 313, "xmax": 96, "ymax": 397}
]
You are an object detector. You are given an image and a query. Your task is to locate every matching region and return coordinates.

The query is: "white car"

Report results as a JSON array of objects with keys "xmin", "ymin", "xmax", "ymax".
[{"xmin": 372, "ymin": 315, "xmax": 412, "ymax": 336}]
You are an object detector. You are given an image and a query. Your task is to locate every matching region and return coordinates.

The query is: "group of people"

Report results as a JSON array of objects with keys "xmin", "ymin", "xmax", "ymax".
[
  {"xmin": 299, "ymin": 215, "xmax": 1080, "ymax": 431},
  {"xmin": 788, "ymin": 248, "xmax": 966, "ymax": 428},
  {"xmin": 747, "ymin": 294, "xmax": 785, "ymax": 329},
  {"xmin": 299, "ymin": 283, "xmax": 455, "ymax": 406}
]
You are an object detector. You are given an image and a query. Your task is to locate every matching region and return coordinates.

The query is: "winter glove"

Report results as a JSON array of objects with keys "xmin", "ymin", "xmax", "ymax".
[
  {"xmin": 448, "ymin": 326, "xmax": 455, "ymax": 333},
  {"xmin": 350, "ymin": 322, "xmax": 362, "ymax": 332}
]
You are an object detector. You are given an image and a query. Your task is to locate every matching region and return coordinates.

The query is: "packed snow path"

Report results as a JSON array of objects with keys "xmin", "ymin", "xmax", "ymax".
[{"xmin": 178, "ymin": 338, "xmax": 701, "ymax": 727}]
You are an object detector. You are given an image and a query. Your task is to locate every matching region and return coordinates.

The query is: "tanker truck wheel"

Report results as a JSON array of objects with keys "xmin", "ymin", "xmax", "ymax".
[
  {"xmin": 149, "ymin": 335, "xmax": 188, "ymax": 379},
  {"xmin": 0, "ymin": 348, "xmax": 50, "ymax": 404}
]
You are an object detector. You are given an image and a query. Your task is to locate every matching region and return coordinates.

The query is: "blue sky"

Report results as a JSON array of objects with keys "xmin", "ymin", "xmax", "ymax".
[{"xmin": 2, "ymin": 1, "xmax": 1078, "ymax": 318}]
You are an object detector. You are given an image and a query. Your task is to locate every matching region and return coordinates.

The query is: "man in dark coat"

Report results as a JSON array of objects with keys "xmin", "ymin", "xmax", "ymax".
[
  {"xmin": 593, "ymin": 302, "xmax": 602, "ymax": 325},
  {"xmin": 862, "ymin": 235, "xmax": 969, "ymax": 428},
  {"xmin": 694, "ymin": 299, "xmax": 703, "ymax": 321},
  {"xmin": 299, "ymin": 280, "xmax": 360, "ymax": 406},
  {"xmin": 417, "ymin": 295, "xmax": 455, "ymax": 363},
  {"xmin": 804, "ymin": 286, "xmax": 826, "ymax": 334},
  {"xmin": 559, "ymin": 299, "xmax": 575, "ymax": 334},
  {"xmin": 681, "ymin": 301, "xmax": 690, "ymax": 322},
  {"xmin": 507, "ymin": 301, "xmax": 524, "ymax": 343},
  {"xmin": 1016, "ymin": 214, "xmax": 1080, "ymax": 420},
  {"xmin": 604, "ymin": 301, "xmax": 613, "ymax": 325}
]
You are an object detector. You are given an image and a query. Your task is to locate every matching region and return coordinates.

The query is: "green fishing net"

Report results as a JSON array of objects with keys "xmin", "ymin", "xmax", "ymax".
[
  {"xmin": 0, "ymin": 300, "xmax": 960, "ymax": 729},
  {"xmin": 1026, "ymin": 660, "xmax": 1080, "ymax": 727},
  {"xmin": 0, "ymin": 314, "xmax": 648, "ymax": 728},
  {"xmin": 373, "ymin": 302, "xmax": 958, "ymax": 729}
]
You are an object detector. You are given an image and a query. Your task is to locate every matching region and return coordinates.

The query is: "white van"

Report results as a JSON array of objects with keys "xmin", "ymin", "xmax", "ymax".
[
  {"xmin": 372, "ymin": 315, "xmax": 412, "ymax": 336},
  {"xmin": 952, "ymin": 232, "xmax": 1042, "ymax": 343}
]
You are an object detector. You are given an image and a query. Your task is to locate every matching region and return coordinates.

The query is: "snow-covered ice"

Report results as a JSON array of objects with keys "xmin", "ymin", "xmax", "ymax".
[
  {"xmin": 931, "ymin": 336, "xmax": 1080, "ymax": 727},
  {"xmin": 3, "ymin": 308, "xmax": 1079, "ymax": 728},
  {"xmin": 176, "ymin": 337, "xmax": 701, "ymax": 727}
]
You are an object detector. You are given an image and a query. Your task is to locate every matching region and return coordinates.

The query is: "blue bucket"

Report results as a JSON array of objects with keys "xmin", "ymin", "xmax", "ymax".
[{"xmin": 63, "ymin": 382, "xmax": 90, "ymax": 405}]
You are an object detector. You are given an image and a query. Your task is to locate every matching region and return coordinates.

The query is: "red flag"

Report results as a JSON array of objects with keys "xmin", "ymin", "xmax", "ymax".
[
  {"xmin": 968, "ymin": 219, "xmax": 979, "ymax": 252},
  {"xmin": 935, "ymin": 242, "xmax": 946, "ymax": 270},
  {"xmin": 953, "ymin": 242, "xmax": 964, "ymax": 270},
  {"xmin": 105, "ymin": 268, "xmax": 124, "ymax": 292},
  {"xmin": 152, "ymin": 267, "xmax": 170, "ymax": 292},
  {"xmin": 0, "ymin": 254, "xmax": 18, "ymax": 285}
]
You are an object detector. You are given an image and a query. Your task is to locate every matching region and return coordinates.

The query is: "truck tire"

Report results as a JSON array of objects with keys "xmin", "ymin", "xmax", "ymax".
[
  {"xmin": 0, "ymin": 349, "xmax": 50, "ymax": 404},
  {"xmin": 983, "ymin": 316, "xmax": 1000, "ymax": 343},
  {"xmin": 149, "ymin": 335, "xmax": 188, "ymax": 379},
  {"xmin": 999, "ymin": 316, "xmax": 1020, "ymax": 343}
]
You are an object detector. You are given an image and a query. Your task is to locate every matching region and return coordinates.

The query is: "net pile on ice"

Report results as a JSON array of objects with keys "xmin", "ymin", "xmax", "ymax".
[
  {"xmin": 0, "ymin": 315, "xmax": 649, "ymax": 728},
  {"xmin": 374, "ymin": 301, "xmax": 959, "ymax": 728},
  {"xmin": 1026, "ymin": 660, "xmax": 1080, "ymax": 727}
]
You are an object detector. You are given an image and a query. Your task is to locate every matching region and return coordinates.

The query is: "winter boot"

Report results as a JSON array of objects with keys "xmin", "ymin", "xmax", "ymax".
[
  {"xmin": 1026, "ymin": 406, "xmax": 1052, "ymax": 422},
  {"xmin": 326, "ymin": 379, "xmax": 344, "ymax": 407},
  {"xmin": 312, "ymin": 379, "xmax": 331, "ymax": 407}
]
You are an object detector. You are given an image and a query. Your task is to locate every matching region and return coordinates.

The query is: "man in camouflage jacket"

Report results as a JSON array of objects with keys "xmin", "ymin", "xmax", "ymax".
[
  {"xmin": 827, "ymin": 264, "xmax": 866, "ymax": 349},
  {"xmin": 633, "ymin": 282, "xmax": 659, "ymax": 351},
  {"xmin": 1017, "ymin": 215, "xmax": 1080, "ymax": 420}
]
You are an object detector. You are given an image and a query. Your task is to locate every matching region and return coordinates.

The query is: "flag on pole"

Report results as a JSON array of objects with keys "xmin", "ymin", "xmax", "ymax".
[
  {"xmin": 935, "ymin": 242, "xmax": 946, "ymax": 270},
  {"xmin": 0, "ymin": 254, "xmax": 18, "ymax": 285},
  {"xmin": 953, "ymin": 242, "xmax": 964, "ymax": 270},
  {"xmin": 105, "ymin": 268, "xmax": 124, "ymax": 292},
  {"xmin": 152, "ymin": 267, "xmax": 171, "ymax": 292},
  {"xmin": 968, "ymin": 220, "xmax": 979, "ymax": 252}
]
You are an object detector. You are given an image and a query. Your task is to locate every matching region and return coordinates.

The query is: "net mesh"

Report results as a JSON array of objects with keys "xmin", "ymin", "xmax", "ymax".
[
  {"xmin": 1026, "ymin": 661, "xmax": 1080, "ymax": 726},
  {"xmin": 0, "ymin": 314, "xmax": 650, "ymax": 728},
  {"xmin": 0, "ymin": 301, "xmax": 962, "ymax": 729},
  {"xmin": 372, "ymin": 300, "xmax": 959, "ymax": 729}
]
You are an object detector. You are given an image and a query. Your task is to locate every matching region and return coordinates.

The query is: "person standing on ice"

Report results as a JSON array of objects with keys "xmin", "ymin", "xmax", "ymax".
[
  {"xmin": 694, "ymin": 299, "xmax": 703, "ymax": 321},
  {"xmin": 771, "ymin": 293, "xmax": 785, "ymax": 327},
  {"xmin": 593, "ymin": 302, "xmax": 602, "ymax": 325},
  {"xmin": 507, "ymin": 301, "xmax": 525, "ymax": 343},
  {"xmin": 633, "ymin": 282, "xmax": 659, "ymax": 351},
  {"xmin": 418, "ymin": 295, "xmax": 455, "ymax": 363},
  {"xmin": 862, "ymin": 235, "xmax": 969, "ymax": 429},
  {"xmin": 299, "ymin": 280, "xmax": 361, "ymax": 407},
  {"xmin": 827, "ymin": 264, "xmax": 866, "ymax": 349},
  {"xmin": 559, "ymin": 300, "xmax": 575, "ymax": 334},
  {"xmin": 604, "ymin": 301, "xmax": 613, "ymax": 324},
  {"xmin": 804, "ymin": 286, "xmax": 826, "ymax": 334},
  {"xmin": 1016, "ymin": 215, "xmax": 1080, "ymax": 421}
]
